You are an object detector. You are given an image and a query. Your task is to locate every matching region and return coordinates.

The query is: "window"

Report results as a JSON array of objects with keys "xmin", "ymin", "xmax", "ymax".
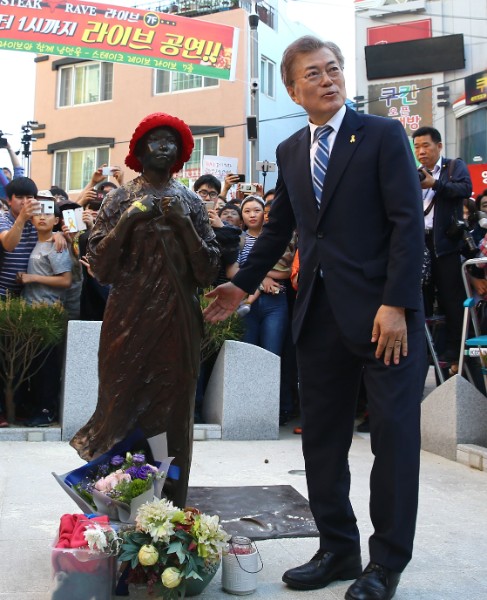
[
  {"xmin": 260, "ymin": 56, "xmax": 276, "ymax": 99},
  {"xmin": 54, "ymin": 146, "xmax": 110, "ymax": 191},
  {"xmin": 58, "ymin": 62, "xmax": 113, "ymax": 107},
  {"xmin": 180, "ymin": 135, "xmax": 218, "ymax": 178},
  {"xmin": 458, "ymin": 108, "xmax": 487, "ymax": 164},
  {"xmin": 154, "ymin": 70, "xmax": 218, "ymax": 94}
]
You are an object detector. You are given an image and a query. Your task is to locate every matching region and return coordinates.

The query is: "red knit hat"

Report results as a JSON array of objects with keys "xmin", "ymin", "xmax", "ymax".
[{"xmin": 125, "ymin": 113, "xmax": 194, "ymax": 174}]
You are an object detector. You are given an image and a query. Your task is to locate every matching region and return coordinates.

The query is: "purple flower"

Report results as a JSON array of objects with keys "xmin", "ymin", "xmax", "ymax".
[
  {"xmin": 132, "ymin": 453, "xmax": 146, "ymax": 464},
  {"xmin": 98, "ymin": 463, "xmax": 110, "ymax": 476},
  {"xmin": 125, "ymin": 466, "xmax": 139, "ymax": 479},
  {"xmin": 136, "ymin": 465, "xmax": 154, "ymax": 480},
  {"xmin": 110, "ymin": 455, "xmax": 125, "ymax": 467},
  {"xmin": 125, "ymin": 465, "xmax": 153, "ymax": 480}
]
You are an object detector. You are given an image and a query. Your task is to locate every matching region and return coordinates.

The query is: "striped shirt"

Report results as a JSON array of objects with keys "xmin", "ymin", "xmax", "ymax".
[
  {"xmin": 238, "ymin": 232, "xmax": 258, "ymax": 266},
  {"xmin": 0, "ymin": 211, "xmax": 38, "ymax": 298}
]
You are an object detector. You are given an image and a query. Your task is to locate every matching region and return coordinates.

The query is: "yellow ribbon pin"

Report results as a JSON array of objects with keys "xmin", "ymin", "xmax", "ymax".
[
  {"xmin": 350, "ymin": 135, "xmax": 356, "ymax": 143},
  {"xmin": 132, "ymin": 201, "xmax": 148, "ymax": 212}
]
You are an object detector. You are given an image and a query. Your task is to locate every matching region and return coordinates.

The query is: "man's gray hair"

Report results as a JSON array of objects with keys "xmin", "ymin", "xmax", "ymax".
[{"xmin": 280, "ymin": 36, "xmax": 345, "ymax": 87}]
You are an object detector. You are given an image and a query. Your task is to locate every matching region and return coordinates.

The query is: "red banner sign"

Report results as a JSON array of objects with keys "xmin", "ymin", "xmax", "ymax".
[
  {"xmin": 468, "ymin": 164, "xmax": 487, "ymax": 197},
  {"xmin": 0, "ymin": 1, "xmax": 238, "ymax": 80},
  {"xmin": 367, "ymin": 19, "xmax": 431, "ymax": 45}
]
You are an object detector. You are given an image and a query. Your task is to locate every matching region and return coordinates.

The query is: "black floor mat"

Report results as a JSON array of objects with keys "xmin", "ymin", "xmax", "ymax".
[{"xmin": 186, "ymin": 485, "xmax": 319, "ymax": 540}]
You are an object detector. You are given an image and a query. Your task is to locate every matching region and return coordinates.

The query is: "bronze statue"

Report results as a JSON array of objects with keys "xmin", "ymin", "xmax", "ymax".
[{"xmin": 70, "ymin": 113, "xmax": 220, "ymax": 507}]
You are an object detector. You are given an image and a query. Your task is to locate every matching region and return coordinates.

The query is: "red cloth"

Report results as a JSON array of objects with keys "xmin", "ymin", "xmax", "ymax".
[
  {"xmin": 56, "ymin": 513, "xmax": 110, "ymax": 548},
  {"xmin": 53, "ymin": 514, "xmax": 112, "ymax": 574}
]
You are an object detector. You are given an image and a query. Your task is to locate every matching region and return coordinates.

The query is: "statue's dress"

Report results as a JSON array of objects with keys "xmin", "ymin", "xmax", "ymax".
[{"xmin": 70, "ymin": 176, "xmax": 220, "ymax": 507}]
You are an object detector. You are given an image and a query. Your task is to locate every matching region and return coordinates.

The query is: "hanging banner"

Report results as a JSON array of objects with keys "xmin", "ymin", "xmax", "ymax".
[{"xmin": 0, "ymin": 1, "xmax": 239, "ymax": 80}]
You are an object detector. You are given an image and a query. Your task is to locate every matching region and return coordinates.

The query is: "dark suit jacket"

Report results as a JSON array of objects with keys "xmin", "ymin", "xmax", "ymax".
[
  {"xmin": 430, "ymin": 157, "xmax": 472, "ymax": 257},
  {"xmin": 233, "ymin": 107, "xmax": 424, "ymax": 345}
]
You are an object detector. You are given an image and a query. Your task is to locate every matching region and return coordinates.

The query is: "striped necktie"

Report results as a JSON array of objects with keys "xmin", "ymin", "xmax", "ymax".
[{"xmin": 313, "ymin": 125, "xmax": 333, "ymax": 208}]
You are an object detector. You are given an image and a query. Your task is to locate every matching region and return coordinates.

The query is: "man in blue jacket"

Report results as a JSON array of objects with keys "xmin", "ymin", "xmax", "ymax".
[
  {"xmin": 205, "ymin": 36, "xmax": 426, "ymax": 600},
  {"xmin": 413, "ymin": 126, "xmax": 472, "ymax": 370}
]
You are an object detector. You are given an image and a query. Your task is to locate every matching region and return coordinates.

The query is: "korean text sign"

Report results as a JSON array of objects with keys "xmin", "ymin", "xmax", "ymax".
[{"xmin": 0, "ymin": 1, "xmax": 239, "ymax": 80}]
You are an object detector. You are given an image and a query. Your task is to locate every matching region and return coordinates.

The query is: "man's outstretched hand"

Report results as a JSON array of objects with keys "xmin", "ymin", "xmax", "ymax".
[{"xmin": 203, "ymin": 283, "xmax": 246, "ymax": 323}]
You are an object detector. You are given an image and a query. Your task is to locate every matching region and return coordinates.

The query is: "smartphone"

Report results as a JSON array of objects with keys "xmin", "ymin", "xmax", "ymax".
[
  {"xmin": 204, "ymin": 200, "xmax": 215, "ymax": 212},
  {"xmin": 237, "ymin": 174, "xmax": 246, "ymax": 182},
  {"xmin": 237, "ymin": 183, "xmax": 257, "ymax": 194},
  {"xmin": 102, "ymin": 166, "xmax": 113, "ymax": 176},
  {"xmin": 32, "ymin": 200, "xmax": 55, "ymax": 215},
  {"xmin": 63, "ymin": 207, "xmax": 87, "ymax": 233}
]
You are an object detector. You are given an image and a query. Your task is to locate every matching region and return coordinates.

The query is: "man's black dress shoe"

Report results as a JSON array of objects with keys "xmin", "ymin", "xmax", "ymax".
[
  {"xmin": 282, "ymin": 549, "xmax": 362, "ymax": 590},
  {"xmin": 345, "ymin": 562, "xmax": 401, "ymax": 600}
]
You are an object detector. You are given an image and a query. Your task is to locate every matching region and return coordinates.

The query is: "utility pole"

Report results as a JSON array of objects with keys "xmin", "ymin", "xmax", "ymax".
[{"xmin": 248, "ymin": 5, "xmax": 259, "ymax": 183}]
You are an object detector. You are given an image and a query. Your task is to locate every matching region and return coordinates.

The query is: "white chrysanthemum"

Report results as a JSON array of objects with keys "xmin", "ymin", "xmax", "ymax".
[
  {"xmin": 84, "ymin": 524, "xmax": 109, "ymax": 552},
  {"xmin": 194, "ymin": 513, "xmax": 230, "ymax": 560},
  {"xmin": 135, "ymin": 498, "xmax": 180, "ymax": 543}
]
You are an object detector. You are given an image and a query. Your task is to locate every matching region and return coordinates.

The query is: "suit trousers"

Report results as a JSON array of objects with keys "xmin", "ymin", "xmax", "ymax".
[
  {"xmin": 424, "ymin": 235, "xmax": 465, "ymax": 362},
  {"xmin": 296, "ymin": 276, "xmax": 425, "ymax": 572}
]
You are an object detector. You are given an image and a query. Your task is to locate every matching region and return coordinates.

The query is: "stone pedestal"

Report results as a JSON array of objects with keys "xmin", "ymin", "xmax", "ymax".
[
  {"xmin": 421, "ymin": 374, "xmax": 487, "ymax": 461},
  {"xmin": 203, "ymin": 340, "xmax": 280, "ymax": 440},
  {"xmin": 61, "ymin": 320, "xmax": 101, "ymax": 441}
]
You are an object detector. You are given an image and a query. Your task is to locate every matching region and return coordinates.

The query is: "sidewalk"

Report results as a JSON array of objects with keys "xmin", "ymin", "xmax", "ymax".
[{"xmin": 1, "ymin": 425, "xmax": 487, "ymax": 599}]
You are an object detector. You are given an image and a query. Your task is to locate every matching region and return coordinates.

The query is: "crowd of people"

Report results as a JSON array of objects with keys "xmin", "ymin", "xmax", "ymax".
[
  {"xmin": 0, "ymin": 146, "xmax": 300, "ymax": 430},
  {"xmin": 0, "ymin": 126, "xmax": 485, "ymax": 431}
]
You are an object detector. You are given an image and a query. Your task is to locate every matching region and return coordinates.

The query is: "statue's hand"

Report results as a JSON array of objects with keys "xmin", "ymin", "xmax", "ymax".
[
  {"xmin": 161, "ymin": 196, "xmax": 190, "ymax": 224},
  {"xmin": 126, "ymin": 194, "xmax": 158, "ymax": 219}
]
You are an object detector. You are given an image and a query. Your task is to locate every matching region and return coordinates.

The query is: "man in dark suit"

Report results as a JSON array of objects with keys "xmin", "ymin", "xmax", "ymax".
[
  {"xmin": 413, "ymin": 126, "xmax": 472, "ymax": 372},
  {"xmin": 204, "ymin": 36, "xmax": 425, "ymax": 600}
]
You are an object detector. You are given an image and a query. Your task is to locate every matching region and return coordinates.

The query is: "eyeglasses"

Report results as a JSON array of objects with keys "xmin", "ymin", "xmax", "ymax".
[
  {"xmin": 197, "ymin": 190, "xmax": 218, "ymax": 199},
  {"xmin": 295, "ymin": 65, "xmax": 342, "ymax": 85}
]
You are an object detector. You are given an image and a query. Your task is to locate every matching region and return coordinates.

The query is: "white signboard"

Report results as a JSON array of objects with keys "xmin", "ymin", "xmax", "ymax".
[{"xmin": 203, "ymin": 155, "xmax": 238, "ymax": 180}]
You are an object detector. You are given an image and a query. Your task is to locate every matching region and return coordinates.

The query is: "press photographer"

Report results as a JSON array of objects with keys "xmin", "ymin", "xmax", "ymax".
[{"xmin": 413, "ymin": 126, "xmax": 472, "ymax": 372}]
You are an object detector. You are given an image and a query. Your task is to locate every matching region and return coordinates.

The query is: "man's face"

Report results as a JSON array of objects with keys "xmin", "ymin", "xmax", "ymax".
[
  {"xmin": 287, "ymin": 47, "xmax": 347, "ymax": 125},
  {"xmin": 139, "ymin": 127, "xmax": 180, "ymax": 172},
  {"xmin": 8, "ymin": 194, "xmax": 34, "ymax": 218},
  {"xmin": 413, "ymin": 135, "xmax": 442, "ymax": 170},
  {"xmin": 220, "ymin": 207, "xmax": 242, "ymax": 227},
  {"xmin": 195, "ymin": 185, "xmax": 219, "ymax": 202}
]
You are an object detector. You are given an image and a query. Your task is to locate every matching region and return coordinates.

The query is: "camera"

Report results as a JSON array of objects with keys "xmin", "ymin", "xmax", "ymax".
[
  {"xmin": 238, "ymin": 183, "xmax": 257, "ymax": 194},
  {"xmin": 0, "ymin": 131, "xmax": 8, "ymax": 149},
  {"xmin": 418, "ymin": 167, "xmax": 432, "ymax": 182},
  {"xmin": 102, "ymin": 166, "xmax": 114, "ymax": 176},
  {"xmin": 463, "ymin": 228, "xmax": 477, "ymax": 255},
  {"xmin": 446, "ymin": 218, "xmax": 477, "ymax": 255}
]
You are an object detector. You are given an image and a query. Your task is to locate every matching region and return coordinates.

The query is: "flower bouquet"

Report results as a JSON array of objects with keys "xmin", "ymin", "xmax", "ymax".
[
  {"xmin": 116, "ymin": 497, "xmax": 230, "ymax": 598},
  {"xmin": 51, "ymin": 514, "xmax": 121, "ymax": 600},
  {"xmin": 53, "ymin": 430, "xmax": 176, "ymax": 523}
]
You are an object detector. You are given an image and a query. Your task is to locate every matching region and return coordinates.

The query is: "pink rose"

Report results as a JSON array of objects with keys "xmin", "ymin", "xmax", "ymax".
[{"xmin": 94, "ymin": 470, "xmax": 131, "ymax": 492}]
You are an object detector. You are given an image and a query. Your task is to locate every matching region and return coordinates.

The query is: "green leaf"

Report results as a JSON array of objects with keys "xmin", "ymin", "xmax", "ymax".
[{"xmin": 199, "ymin": 289, "xmax": 243, "ymax": 362}]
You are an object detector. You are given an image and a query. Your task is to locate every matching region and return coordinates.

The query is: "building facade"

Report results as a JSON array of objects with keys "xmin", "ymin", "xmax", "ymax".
[
  {"xmin": 30, "ymin": 0, "xmax": 312, "ymax": 193},
  {"xmin": 354, "ymin": 0, "xmax": 487, "ymax": 195}
]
